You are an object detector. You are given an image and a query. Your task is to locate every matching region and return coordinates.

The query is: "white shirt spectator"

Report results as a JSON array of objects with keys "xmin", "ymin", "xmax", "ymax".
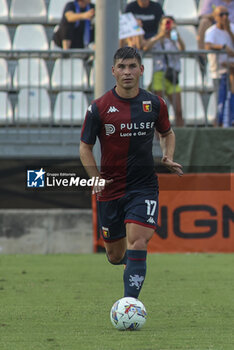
[
  {"xmin": 199, "ymin": 0, "xmax": 234, "ymax": 23},
  {"xmin": 205, "ymin": 22, "xmax": 234, "ymax": 78}
]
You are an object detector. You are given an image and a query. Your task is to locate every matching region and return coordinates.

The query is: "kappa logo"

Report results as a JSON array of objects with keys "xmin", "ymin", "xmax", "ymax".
[
  {"xmin": 129, "ymin": 275, "xmax": 145, "ymax": 290},
  {"xmin": 105, "ymin": 124, "xmax": 115, "ymax": 135},
  {"xmin": 147, "ymin": 217, "xmax": 155, "ymax": 224},
  {"xmin": 107, "ymin": 106, "xmax": 119, "ymax": 113}
]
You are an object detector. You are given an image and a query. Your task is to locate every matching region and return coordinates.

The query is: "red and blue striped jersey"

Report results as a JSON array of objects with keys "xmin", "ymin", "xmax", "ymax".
[{"xmin": 81, "ymin": 88, "xmax": 171, "ymax": 201}]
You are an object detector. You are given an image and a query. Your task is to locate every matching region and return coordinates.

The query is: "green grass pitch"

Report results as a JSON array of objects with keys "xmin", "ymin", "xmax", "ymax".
[{"xmin": 0, "ymin": 253, "xmax": 233, "ymax": 350}]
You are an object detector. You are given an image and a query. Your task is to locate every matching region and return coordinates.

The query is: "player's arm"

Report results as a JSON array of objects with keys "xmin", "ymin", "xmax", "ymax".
[
  {"xmin": 80, "ymin": 101, "xmax": 108, "ymax": 194},
  {"xmin": 80, "ymin": 141, "xmax": 113, "ymax": 194},
  {"xmin": 158, "ymin": 129, "xmax": 183, "ymax": 176},
  {"xmin": 79, "ymin": 141, "xmax": 100, "ymax": 179}
]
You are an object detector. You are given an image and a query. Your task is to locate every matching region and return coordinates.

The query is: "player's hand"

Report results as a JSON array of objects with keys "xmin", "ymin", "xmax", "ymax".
[
  {"xmin": 161, "ymin": 156, "xmax": 183, "ymax": 176},
  {"xmin": 92, "ymin": 178, "xmax": 113, "ymax": 195}
]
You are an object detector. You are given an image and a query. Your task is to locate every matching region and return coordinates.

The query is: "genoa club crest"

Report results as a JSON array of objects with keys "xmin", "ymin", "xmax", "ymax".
[
  {"xmin": 102, "ymin": 226, "xmax": 110, "ymax": 238},
  {"xmin": 142, "ymin": 101, "xmax": 152, "ymax": 112}
]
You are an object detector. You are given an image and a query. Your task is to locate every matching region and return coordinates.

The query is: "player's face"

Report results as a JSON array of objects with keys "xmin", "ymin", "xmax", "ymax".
[{"xmin": 112, "ymin": 58, "xmax": 144, "ymax": 91}]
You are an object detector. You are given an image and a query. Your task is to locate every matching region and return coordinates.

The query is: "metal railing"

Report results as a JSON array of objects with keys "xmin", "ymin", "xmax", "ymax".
[{"xmin": 0, "ymin": 49, "xmax": 232, "ymax": 156}]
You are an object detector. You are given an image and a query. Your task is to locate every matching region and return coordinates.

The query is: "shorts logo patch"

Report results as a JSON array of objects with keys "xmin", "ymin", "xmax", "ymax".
[
  {"xmin": 102, "ymin": 226, "xmax": 110, "ymax": 238},
  {"xmin": 147, "ymin": 217, "xmax": 155, "ymax": 224},
  {"xmin": 142, "ymin": 101, "xmax": 152, "ymax": 112}
]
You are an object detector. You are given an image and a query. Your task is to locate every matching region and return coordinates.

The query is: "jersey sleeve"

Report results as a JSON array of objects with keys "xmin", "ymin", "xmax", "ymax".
[
  {"xmin": 81, "ymin": 103, "xmax": 101, "ymax": 145},
  {"xmin": 155, "ymin": 96, "xmax": 171, "ymax": 134}
]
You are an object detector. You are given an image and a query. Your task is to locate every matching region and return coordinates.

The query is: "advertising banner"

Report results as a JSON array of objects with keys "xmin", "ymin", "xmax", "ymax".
[
  {"xmin": 148, "ymin": 173, "xmax": 234, "ymax": 252},
  {"xmin": 94, "ymin": 174, "xmax": 234, "ymax": 253}
]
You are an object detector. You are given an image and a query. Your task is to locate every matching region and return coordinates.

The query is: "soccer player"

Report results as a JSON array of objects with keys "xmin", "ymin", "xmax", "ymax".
[{"xmin": 80, "ymin": 47, "xmax": 183, "ymax": 299}]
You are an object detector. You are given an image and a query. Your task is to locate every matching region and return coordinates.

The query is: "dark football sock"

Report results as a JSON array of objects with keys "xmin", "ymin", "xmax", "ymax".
[{"xmin": 123, "ymin": 249, "xmax": 147, "ymax": 298}]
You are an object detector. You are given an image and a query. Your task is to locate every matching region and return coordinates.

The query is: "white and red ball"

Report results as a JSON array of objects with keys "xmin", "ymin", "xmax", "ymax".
[{"xmin": 110, "ymin": 297, "xmax": 147, "ymax": 331}]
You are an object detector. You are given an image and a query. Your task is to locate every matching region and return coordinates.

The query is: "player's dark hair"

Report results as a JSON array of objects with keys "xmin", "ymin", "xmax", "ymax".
[{"xmin": 113, "ymin": 47, "xmax": 142, "ymax": 66}]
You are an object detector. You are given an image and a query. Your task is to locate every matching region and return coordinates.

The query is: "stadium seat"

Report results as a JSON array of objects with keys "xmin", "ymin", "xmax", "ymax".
[
  {"xmin": 0, "ymin": 0, "xmax": 8, "ymax": 22},
  {"xmin": 169, "ymin": 91, "xmax": 205, "ymax": 125},
  {"xmin": 13, "ymin": 58, "xmax": 50, "ymax": 89},
  {"xmin": 53, "ymin": 91, "xmax": 88, "ymax": 125},
  {"xmin": 177, "ymin": 25, "xmax": 198, "ymax": 51},
  {"xmin": 10, "ymin": 0, "xmax": 47, "ymax": 22},
  {"xmin": 182, "ymin": 91, "xmax": 205, "ymax": 125},
  {"xmin": 13, "ymin": 25, "xmax": 49, "ymax": 50},
  {"xmin": 51, "ymin": 58, "xmax": 88, "ymax": 90},
  {"xmin": 0, "ymin": 58, "xmax": 11, "ymax": 88},
  {"xmin": 15, "ymin": 88, "xmax": 51, "ymax": 123},
  {"xmin": 163, "ymin": 0, "xmax": 198, "ymax": 24},
  {"xmin": 47, "ymin": 0, "xmax": 68, "ymax": 23},
  {"xmin": 142, "ymin": 56, "xmax": 153, "ymax": 89},
  {"xmin": 0, "ymin": 92, "xmax": 13, "ymax": 123},
  {"xmin": 180, "ymin": 58, "xmax": 203, "ymax": 89},
  {"xmin": 0, "ymin": 25, "xmax": 11, "ymax": 50}
]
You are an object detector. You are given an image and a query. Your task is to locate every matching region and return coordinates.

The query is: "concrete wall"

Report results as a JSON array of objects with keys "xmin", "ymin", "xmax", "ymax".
[{"xmin": 0, "ymin": 209, "xmax": 93, "ymax": 254}]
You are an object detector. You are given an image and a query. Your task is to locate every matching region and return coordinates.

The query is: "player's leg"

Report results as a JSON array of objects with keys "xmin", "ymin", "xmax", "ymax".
[
  {"xmin": 104, "ymin": 237, "xmax": 127, "ymax": 265},
  {"xmin": 97, "ymin": 199, "xmax": 127, "ymax": 265},
  {"xmin": 123, "ymin": 223, "xmax": 154, "ymax": 298},
  {"xmin": 123, "ymin": 190, "xmax": 158, "ymax": 298},
  {"xmin": 127, "ymin": 222, "xmax": 154, "ymax": 251}
]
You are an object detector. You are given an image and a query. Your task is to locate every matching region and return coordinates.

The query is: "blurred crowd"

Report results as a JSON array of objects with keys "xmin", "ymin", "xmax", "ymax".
[{"xmin": 53, "ymin": 0, "xmax": 234, "ymax": 127}]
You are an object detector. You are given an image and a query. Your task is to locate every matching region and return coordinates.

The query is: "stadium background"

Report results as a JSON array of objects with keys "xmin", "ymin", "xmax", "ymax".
[{"xmin": 0, "ymin": 0, "xmax": 233, "ymax": 253}]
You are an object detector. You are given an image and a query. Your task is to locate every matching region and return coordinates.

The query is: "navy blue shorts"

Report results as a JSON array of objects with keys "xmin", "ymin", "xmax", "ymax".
[{"xmin": 97, "ymin": 189, "xmax": 159, "ymax": 242}]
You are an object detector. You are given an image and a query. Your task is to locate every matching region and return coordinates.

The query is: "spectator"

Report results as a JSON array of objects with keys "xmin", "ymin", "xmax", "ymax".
[
  {"xmin": 53, "ymin": 0, "xmax": 95, "ymax": 49},
  {"xmin": 143, "ymin": 16, "xmax": 185, "ymax": 126},
  {"xmin": 197, "ymin": 0, "xmax": 234, "ymax": 50},
  {"xmin": 205, "ymin": 5, "xmax": 234, "ymax": 126},
  {"xmin": 125, "ymin": 0, "xmax": 164, "ymax": 39}
]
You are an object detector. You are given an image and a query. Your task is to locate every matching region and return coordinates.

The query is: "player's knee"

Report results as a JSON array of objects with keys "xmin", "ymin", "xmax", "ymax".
[
  {"xmin": 128, "ymin": 237, "xmax": 149, "ymax": 251},
  {"xmin": 107, "ymin": 251, "xmax": 124, "ymax": 265}
]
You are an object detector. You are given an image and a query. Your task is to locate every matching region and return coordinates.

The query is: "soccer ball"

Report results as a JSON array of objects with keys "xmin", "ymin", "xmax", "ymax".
[{"xmin": 110, "ymin": 297, "xmax": 147, "ymax": 331}]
